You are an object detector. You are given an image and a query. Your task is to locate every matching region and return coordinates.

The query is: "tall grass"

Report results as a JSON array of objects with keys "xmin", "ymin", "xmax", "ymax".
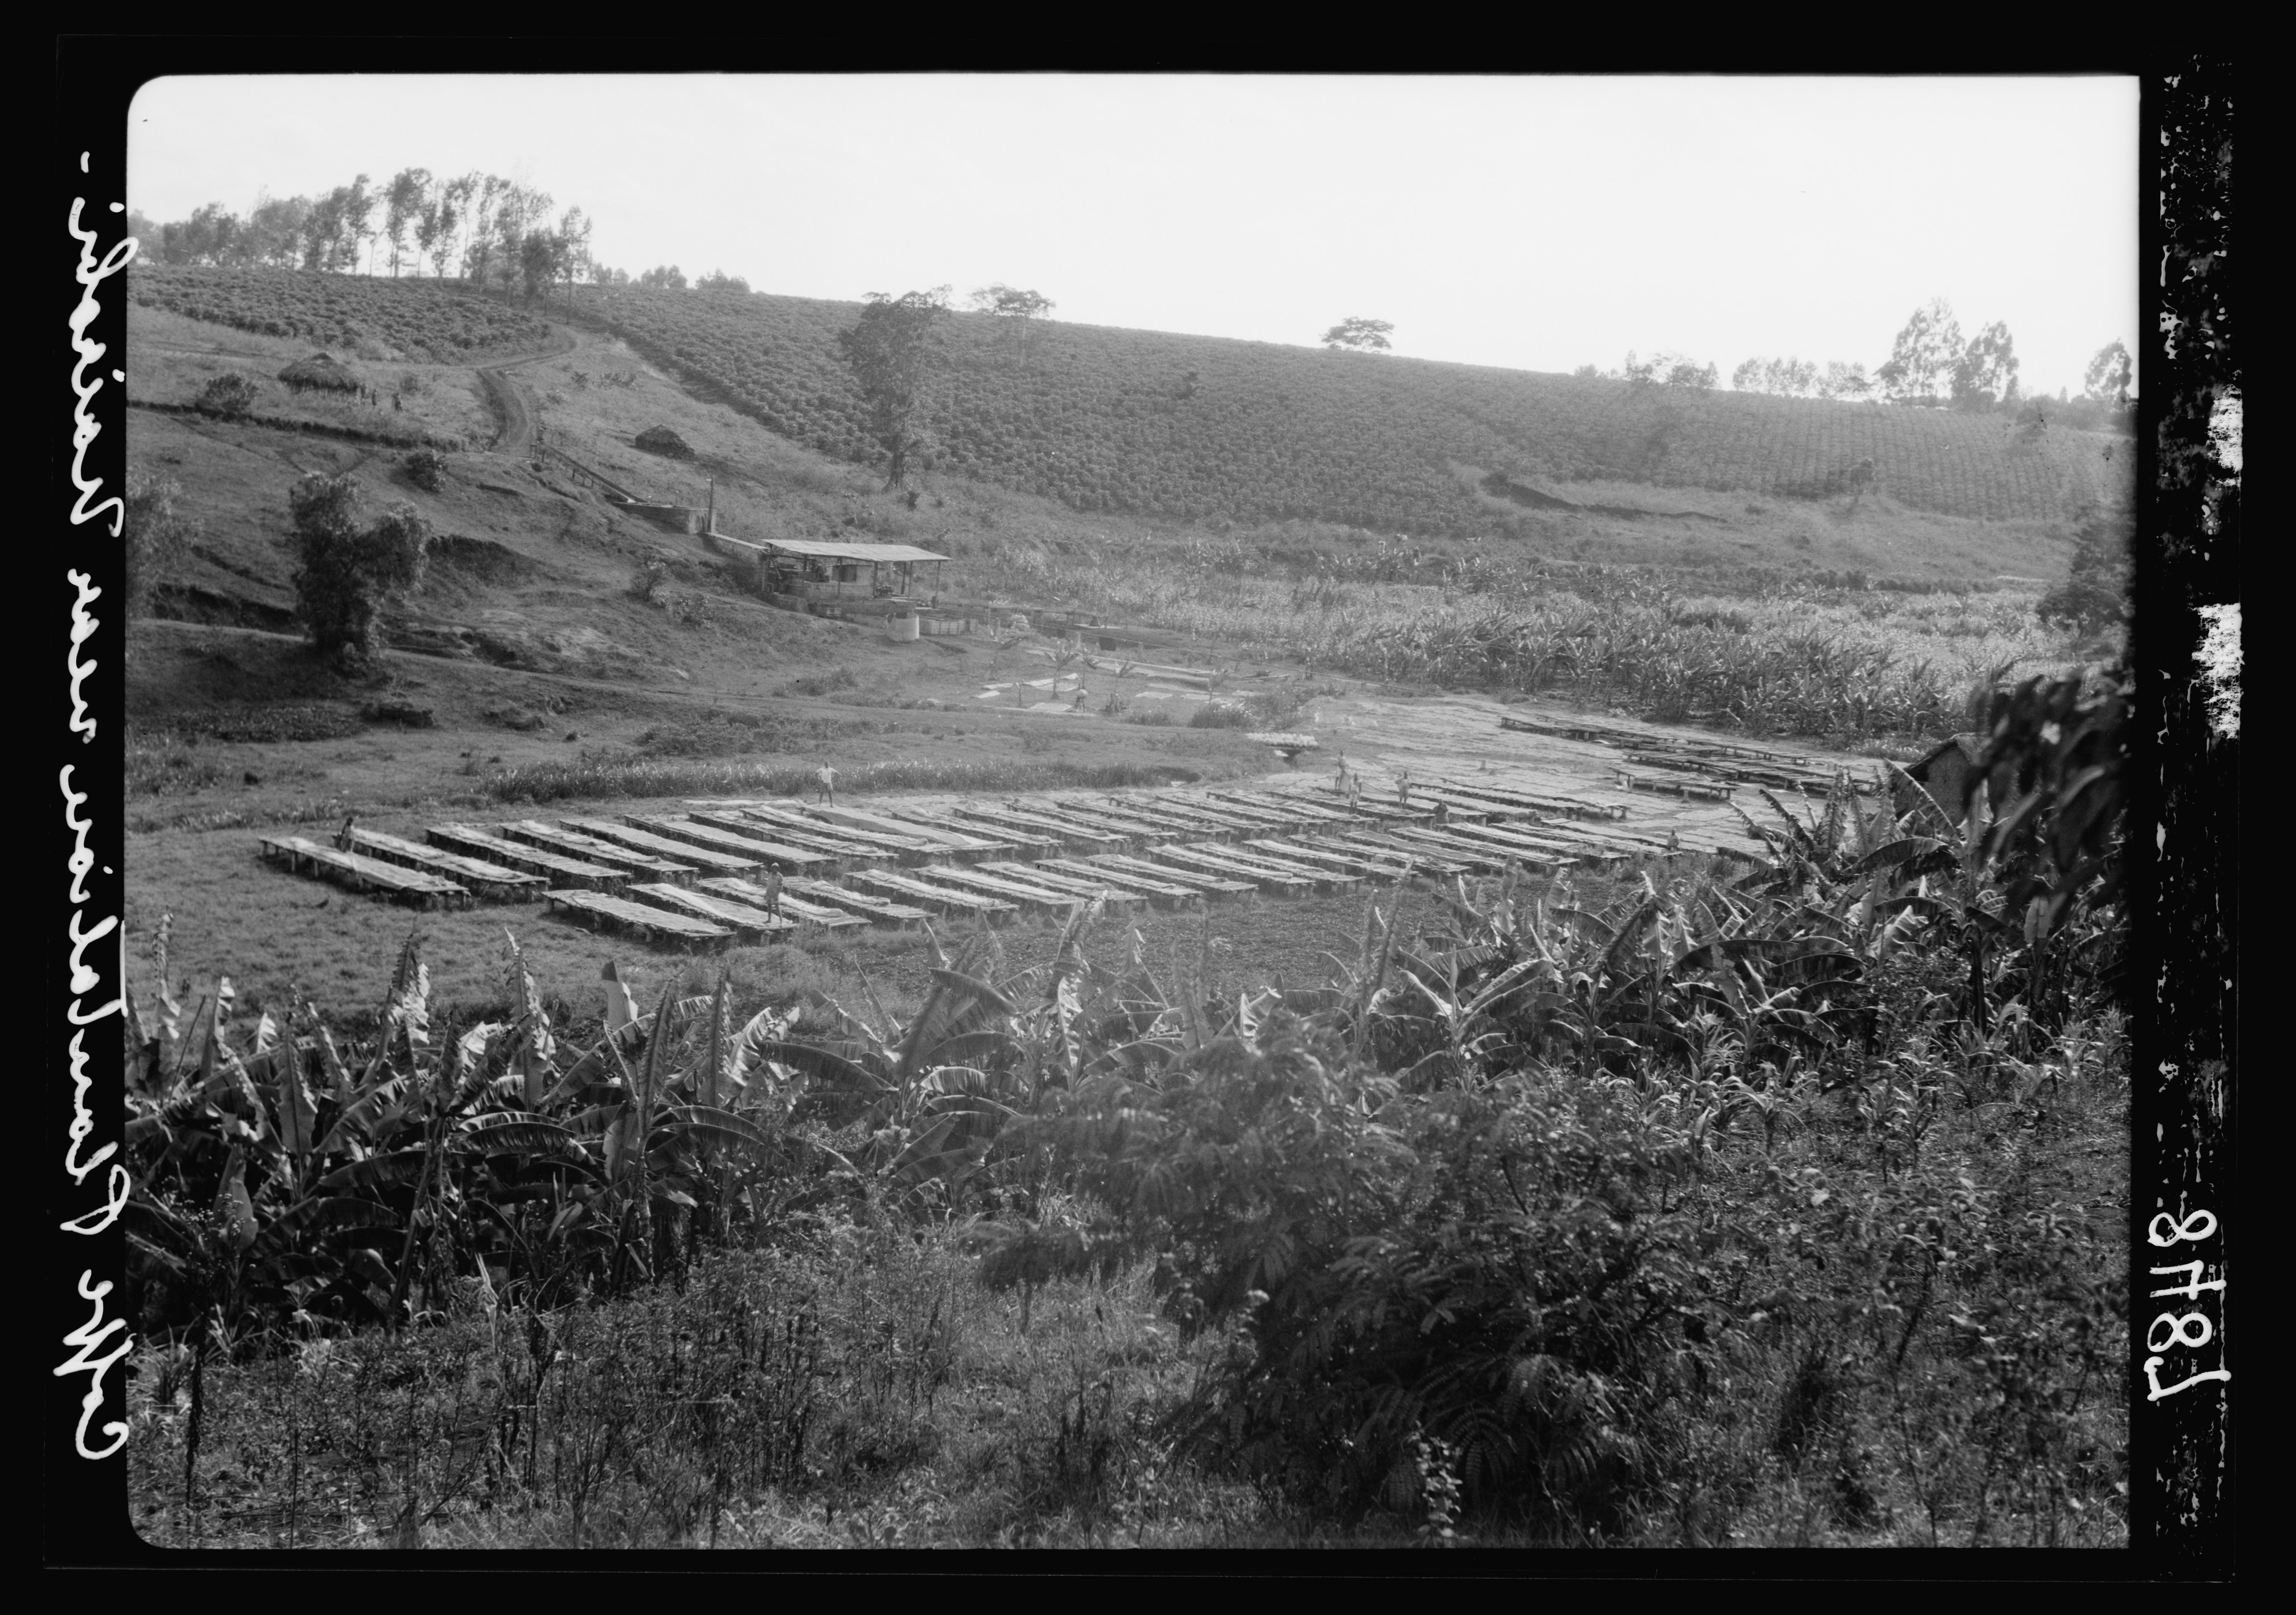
[{"xmin": 128, "ymin": 1228, "xmax": 1282, "ymax": 1549}]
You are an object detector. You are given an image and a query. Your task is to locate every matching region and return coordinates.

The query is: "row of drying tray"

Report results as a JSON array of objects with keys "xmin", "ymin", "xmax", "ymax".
[
  {"xmin": 256, "ymin": 779, "xmax": 1771, "ymax": 948},
  {"xmin": 1497, "ymin": 713, "xmax": 1881, "ymax": 798}
]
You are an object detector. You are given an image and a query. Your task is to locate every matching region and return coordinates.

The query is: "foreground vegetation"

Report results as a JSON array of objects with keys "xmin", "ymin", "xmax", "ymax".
[{"xmin": 123, "ymin": 666, "xmax": 2128, "ymax": 1549}]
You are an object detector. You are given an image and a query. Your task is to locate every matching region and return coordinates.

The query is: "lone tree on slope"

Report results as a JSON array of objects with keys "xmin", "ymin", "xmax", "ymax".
[
  {"xmin": 837, "ymin": 287, "xmax": 951, "ymax": 489},
  {"xmin": 1320, "ymin": 316, "xmax": 1394, "ymax": 353},
  {"xmin": 288, "ymin": 472, "xmax": 432, "ymax": 672}
]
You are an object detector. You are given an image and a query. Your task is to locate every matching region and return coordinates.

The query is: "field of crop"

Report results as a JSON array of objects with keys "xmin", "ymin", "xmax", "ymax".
[
  {"xmin": 130, "ymin": 266, "xmax": 559, "ymax": 363},
  {"xmin": 970, "ymin": 538, "xmax": 2093, "ymax": 741},
  {"xmin": 548, "ymin": 285, "xmax": 2132, "ymax": 533},
  {"xmin": 120, "ymin": 672, "xmax": 2131, "ymax": 1548}
]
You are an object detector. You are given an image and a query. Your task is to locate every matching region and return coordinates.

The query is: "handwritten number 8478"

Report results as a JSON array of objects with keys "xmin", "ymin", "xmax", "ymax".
[{"xmin": 2144, "ymin": 1209, "xmax": 2229, "ymax": 1402}]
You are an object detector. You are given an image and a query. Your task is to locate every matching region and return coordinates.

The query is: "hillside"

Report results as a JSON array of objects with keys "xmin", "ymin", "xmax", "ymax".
[
  {"xmin": 554, "ymin": 282, "xmax": 2130, "ymax": 531},
  {"xmin": 132, "ymin": 267, "xmax": 2131, "ymax": 537},
  {"xmin": 130, "ymin": 264, "xmax": 560, "ymax": 362},
  {"xmin": 123, "ymin": 279, "xmax": 2092, "ymax": 781}
]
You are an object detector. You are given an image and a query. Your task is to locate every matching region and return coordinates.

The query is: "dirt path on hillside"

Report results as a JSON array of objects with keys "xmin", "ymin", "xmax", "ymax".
[{"xmin": 474, "ymin": 325, "xmax": 583, "ymax": 454}]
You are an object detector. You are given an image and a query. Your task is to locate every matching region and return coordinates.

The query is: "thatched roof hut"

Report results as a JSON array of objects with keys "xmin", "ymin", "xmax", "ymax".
[
  {"xmin": 635, "ymin": 425, "xmax": 695, "ymax": 461},
  {"xmin": 279, "ymin": 352, "xmax": 361, "ymax": 395}
]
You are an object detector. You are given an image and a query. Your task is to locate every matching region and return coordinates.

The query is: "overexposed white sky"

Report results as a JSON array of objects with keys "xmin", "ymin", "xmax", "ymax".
[{"xmin": 128, "ymin": 74, "xmax": 2139, "ymax": 397}]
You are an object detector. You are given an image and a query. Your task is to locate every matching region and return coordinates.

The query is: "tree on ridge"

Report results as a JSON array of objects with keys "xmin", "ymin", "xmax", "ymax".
[
  {"xmin": 1321, "ymin": 316, "xmax": 1394, "ymax": 353},
  {"xmin": 971, "ymin": 286, "xmax": 1056, "ymax": 365},
  {"xmin": 838, "ymin": 287, "xmax": 952, "ymax": 489}
]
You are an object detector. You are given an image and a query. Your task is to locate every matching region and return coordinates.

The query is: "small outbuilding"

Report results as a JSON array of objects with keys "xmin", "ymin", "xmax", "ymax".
[
  {"xmin": 758, "ymin": 538, "xmax": 951, "ymax": 604},
  {"xmin": 278, "ymin": 352, "xmax": 361, "ymax": 395}
]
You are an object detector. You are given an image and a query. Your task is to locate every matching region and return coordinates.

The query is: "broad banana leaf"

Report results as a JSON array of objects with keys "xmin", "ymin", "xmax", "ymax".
[
  {"xmin": 455, "ymin": 1111, "xmax": 579, "ymax": 1156},
  {"xmin": 316, "ymin": 1148, "xmax": 429, "ymax": 1193},
  {"xmin": 741, "ymin": 1039, "xmax": 890, "ymax": 1092}
]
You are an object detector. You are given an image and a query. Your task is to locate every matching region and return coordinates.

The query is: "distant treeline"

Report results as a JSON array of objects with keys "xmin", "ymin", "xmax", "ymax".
[
  {"xmin": 130, "ymin": 169, "xmax": 597, "ymax": 301},
  {"xmin": 1582, "ymin": 301, "xmax": 2135, "ymax": 432},
  {"xmin": 131, "ymin": 170, "xmax": 760, "ymax": 304}
]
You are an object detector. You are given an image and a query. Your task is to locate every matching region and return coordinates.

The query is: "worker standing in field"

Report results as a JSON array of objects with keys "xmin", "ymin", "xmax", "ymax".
[
  {"xmin": 764, "ymin": 864, "xmax": 784, "ymax": 921},
  {"xmin": 816, "ymin": 764, "xmax": 839, "ymax": 806}
]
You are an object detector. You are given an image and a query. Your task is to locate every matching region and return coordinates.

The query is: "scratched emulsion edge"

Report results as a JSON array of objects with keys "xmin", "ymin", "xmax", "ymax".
[
  {"xmin": 2132, "ymin": 62, "xmax": 2237, "ymax": 1574},
  {"xmin": 50, "ymin": 43, "xmax": 139, "ymax": 1564}
]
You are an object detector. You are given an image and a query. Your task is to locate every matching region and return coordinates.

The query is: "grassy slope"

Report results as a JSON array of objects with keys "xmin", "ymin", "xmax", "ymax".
[{"xmin": 129, "ymin": 303, "xmax": 501, "ymax": 449}]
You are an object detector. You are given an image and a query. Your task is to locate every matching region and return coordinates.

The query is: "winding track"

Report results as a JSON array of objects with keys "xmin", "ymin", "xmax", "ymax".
[{"xmin": 474, "ymin": 324, "xmax": 581, "ymax": 454}]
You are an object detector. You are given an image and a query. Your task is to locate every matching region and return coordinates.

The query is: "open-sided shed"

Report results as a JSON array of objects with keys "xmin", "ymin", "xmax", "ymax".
[{"xmin": 758, "ymin": 538, "xmax": 951, "ymax": 601}]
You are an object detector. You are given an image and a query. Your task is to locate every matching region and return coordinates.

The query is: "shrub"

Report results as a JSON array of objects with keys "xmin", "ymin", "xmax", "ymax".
[
  {"xmin": 195, "ymin": 372, "xmax": 261, "ymax": 418},
  {"xmin": 287, "ymin": 473, "xmax": 431, "ymax": 670},
  {"xmin": 629, "ymin": 558, "xmax": 670, "ymax": 603},
  {"xmin": 775, "ymin": 667, "xmax": 859, "ymax": 698},
  {"xmin": 402, "ymin": 446, "xmax": 448, "ymax": 492},
  {"xmin": 123, "ymin": 473, "xmax": 198, "ymax": 617},
  {"xmin": 1187, "ymin": 699, "xmax": 1254, "ymax": 730},
  {"xmin": 1043, "ymin": 1022, "xmax": 1703, "ymax": 1532}
]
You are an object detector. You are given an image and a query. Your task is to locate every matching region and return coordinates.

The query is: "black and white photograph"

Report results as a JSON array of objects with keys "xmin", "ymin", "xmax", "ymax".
[{"xmin": 52, "ymin": 62, "xmax": 2236, "ymax": 1564}]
